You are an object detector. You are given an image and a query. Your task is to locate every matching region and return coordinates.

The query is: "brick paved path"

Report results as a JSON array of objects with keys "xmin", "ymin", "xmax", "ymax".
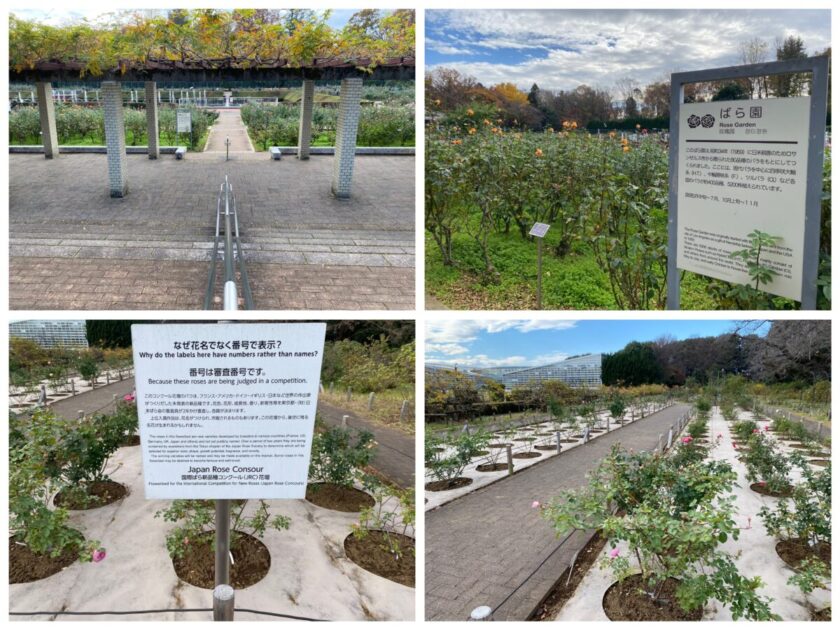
[
  {"xmin": 48, "ymin": 377, "xmax": 136, "ymax": 420},
  {"xmin": 10, "ymin": 153, "xmax": 414, "ymax": 310},
  {"xmin": 317, "ymin": 399, "xmax": 414, "ymax": 489},
  {"xmin": 425, "ymin": 403, "xmax": 691, "ymax": 621},
  {"xmin": 203, "ymin": 109, "xmax": 254, "ymax": 153}
]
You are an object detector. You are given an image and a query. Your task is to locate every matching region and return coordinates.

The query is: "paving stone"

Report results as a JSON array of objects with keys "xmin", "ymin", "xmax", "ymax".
[{"xmin": 10, "ymin": 153, "xmax": 414, "ymax": 309}]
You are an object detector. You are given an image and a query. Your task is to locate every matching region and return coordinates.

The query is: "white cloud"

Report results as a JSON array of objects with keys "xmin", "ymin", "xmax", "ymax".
[
  {"xmin": 427, "ymin": 9, "xmax": 831, "ymax": 95},
  {"xmin": 426, "ymin": 319, "xmax": 578, "ymax": 347},
  {"xmin": 426, "ymin": 343, "xmax": 470, "ymax": 356},
  {"xmin": 428, "ymin": 354, "xmax": 530, "ymax": 368}
]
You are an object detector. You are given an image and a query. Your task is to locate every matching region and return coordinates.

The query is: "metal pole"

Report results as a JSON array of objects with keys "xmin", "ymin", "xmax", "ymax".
[
  {"xmin": 536, "ymin": 238, "xmax": 543, "ymax": 309},
  {"xmin": 213, "ymin": 584, "xmax": 234, "ymax": 621},
  {"xmin": 555, "ymin": 431, "xmax": 562, "ymax": 455},
  {"xmin": 223, "ymin": 177, "xmax": 237, "ymax": 311},
  {"xmin": 506, "ymin": 444, "xmax": 514, "ymax": 475}
]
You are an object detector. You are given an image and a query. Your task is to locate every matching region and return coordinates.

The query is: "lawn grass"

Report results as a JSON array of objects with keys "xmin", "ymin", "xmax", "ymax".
[
  {"xmin": 320, "ymin": 386, "xmax": 415, "ymax": 436},
  {"xmin": 12, "ymin": 130, "xmax": 211, "ymax": 151},
  {"xmin": 426, "ymin": 230, "xmax": 718, "ymax": 310}
]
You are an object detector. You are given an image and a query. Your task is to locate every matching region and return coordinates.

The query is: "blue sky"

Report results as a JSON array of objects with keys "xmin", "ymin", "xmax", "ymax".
[
  {"xmin": 427, "ymin": 9, "xmax": 831, "ymax": 96},
  {"xmin": 11, "ymin": 9, "xmax": 360, "ymax": 30},
  {"xmin": 426, "ymin": 320, "xmax": 766, "ymax": 369}
]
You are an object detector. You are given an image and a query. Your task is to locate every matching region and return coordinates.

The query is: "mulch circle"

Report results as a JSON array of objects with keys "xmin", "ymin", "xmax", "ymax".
[
  {"xmin": 430, "ymin": 447, "xmax": 445, "ymax": 453},
  {"xmin": 54, "ymin": 480, "xmax": 128, "ymax": 510},
  {"xmin": 809, "ymin": 459, "xmax": 830, "ymax": 467},
  {"xmin": 750, "ymin": 482, "xmax": 793, "ymax": 498},
  {"xmin": 570, "ymin": 434, "xmax": 584, "ymax": 439},
  {"xmin": 776, "ymin": 539, "xmax": 831, "ymax": 571},
  {"xmin": 558, "ymin": 438, "xmax": 578, "ymax": 443},
  {"xmin": 534, "ymin": 444, "xmax": 558, "ymax": 451},
  {"xmin": 488, "ymin": 442, "xmax": 512, "ymax": 449},
  {"xmin": 425, "ymin": 477, "xmax": 472, "ymax": 492},
  {"xmin": 305, "ymin": 482, "xmax": 375, "ymax": 513},
  {"xmin": 121, "ymin": 434, "xmax": 141, "ymax": 447},
  {"xmin": 603, "ymin": 575, "xmax": 702, "ymax": 621},
  {"xmin": 812, "ymin": 607, "xmax": 831, "ymax": 621},
  {"xmin": 173, "ymin": 531, "xmax": 270, "ymax": 589},
  {"xmin": 476, "ymin": 463, "xmax": 508, "ymax": 472},
  {"xmin": 512, "ymin": 452, "xmax": 542, "ymax": 459},
  {"xmin": 534, "ymin": 432, "xmax": 554, "ymax": 436},
  {"xmin": 9, "ymin": 535, "xmax": 80, "ymax": 583},
  {"xmin": 344, "ymin": 530, "xmax": 415, "ymax": 587},
  {"xmin": 513, "ymin": 437, "xmax": 536, "ymax": 442}
]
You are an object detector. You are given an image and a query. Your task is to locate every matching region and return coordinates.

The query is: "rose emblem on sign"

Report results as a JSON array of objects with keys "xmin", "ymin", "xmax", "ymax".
[
  {"xmin": 700, "ymin": 114, "xmax": 715, "ymax": 128},
  {"xmin": 687, "ymin": 114, "xmax": 701, "ymax": 128}
]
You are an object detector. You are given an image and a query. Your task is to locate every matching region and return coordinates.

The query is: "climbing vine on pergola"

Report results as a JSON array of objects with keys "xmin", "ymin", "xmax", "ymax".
[{"xmin": 9, "ymin": 9, "xmax": 415, "ymax": 76}]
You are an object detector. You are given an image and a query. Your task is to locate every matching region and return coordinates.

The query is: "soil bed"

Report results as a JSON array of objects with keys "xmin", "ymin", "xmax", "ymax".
[
  {"xmin": 476, "ymin": 463, "xmax": 508, "ymax": 472},
  {"xmin": 813, "ymin": 607, "xmax": 831, "ymax": 621},
  {"xmin": 488, "ymin": 442, "xmax": 512, "ymax": 448},
  {"xmin": 344, "ymin": 531, "xmax": 415, "ymax": 587},
  {"xmin": 534, "ymin": 444, "xmax": 558, "ymax": 451},
  {"xmin": 776, "ymin": 539, "xmax": 832, "ymax": 570},
  {"xmin": 512, "ymin": 452, "xmax": 542, "ymax": 459},
  {"xmin": 558, "ymin": 438, "xmax": 578, "ymax": 443},
  {"xmin": 602, "ymin": 575, "xmax": 702, "ymax": 621},
  {"xmin": 750, "ymin": 482, "xmax": 793, "ymax": 498},
  {"xmin": 513, "ymin": 437, "xmax": 536, "ymax": 442},
  {"xmin": 122, "ymin": 434, "xmax": 141, "ymax": 447},
  {"xmin": 173, "ymin": 530, "xmax": 270, "ymax": 589},
  {"xmin": 473, "ymin": 450, "xmax": 490, "ymax": 457},
  {"xmin": 425, "ymin": 477, "xmax": 472, "ymax": 492},
  {"xmin": 54, "ymin": 480, "xmax": 128, "ymax": 510},
  {"xmin": 9, "ymin": 535, "xmax": 80, "ymax": 583},
  {"xmin": 306, "ymin": 483, "xmax": 375, "ymax": 512},
  {"xmin": 809, "ymin": 459, "xmax": 830, "ymax": 467}
]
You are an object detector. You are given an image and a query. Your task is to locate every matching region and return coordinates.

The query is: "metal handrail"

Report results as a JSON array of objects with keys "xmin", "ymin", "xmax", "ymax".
[{"xmin": 204, "ymin": 176, "xmax": 254, "ymax": 310}]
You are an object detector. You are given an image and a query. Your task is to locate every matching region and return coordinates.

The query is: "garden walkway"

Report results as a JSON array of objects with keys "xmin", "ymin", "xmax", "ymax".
[
  {"xmin": 48, "ymin": 378, "xmax": 414, "ymax": 489},
  {"xmin": 425, "ymin": 403, "xmax": 691, "ymax": 621},
  {"xmin": 318, "ymin": 399, "xmax": 414, "ymax": 490},
  {"xmin": 9, "ymin": 153, "xmax": 414, "ymax": 310},
  {"xmin": 49, "ymin": 377, "xmax": 136, "ymax": 420},
  {"xmin": 202, "ymin": 108, "xmax": 254, "ymax": 153}
]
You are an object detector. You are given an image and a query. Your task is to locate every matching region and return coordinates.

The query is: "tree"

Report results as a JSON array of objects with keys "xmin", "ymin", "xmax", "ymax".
[
  {"xmin": 601, "ymin": 342, "xmax": 663, "ymax": 386},
  {"xmin": 746, "ymin": 321, "xmax": 830, "ymax": 383},
  {"xmin": 425, "ymin": 67, "xmax": 480, "ymax": 110},
  {"xmin": 86, "ymin": 321, "xmax": 138, "ymax": 348},
  {"xmin": 772, "ymin": 35, "xmax": 809, "ymax": 97},
  {"xmin": 712, "ymin": 82, "xmax": 749, "ymax": 101},
  {"xmin": 739, "ymin": 37, "xmax": 769, "ymax": 98},
  {"xmin": 624, "ymin": 95, "xmax": 638, "ymax": 118}
]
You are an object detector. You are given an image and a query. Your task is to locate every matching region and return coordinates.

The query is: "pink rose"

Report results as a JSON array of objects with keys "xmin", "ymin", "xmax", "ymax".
[
  {"xmin": 124, "ymin": 392, "xmax": 135, "ymax": 402},
  {"xmin": 609, "ymin": 547, "xmax": 620, "ymax": 559},
  {"xmin": 92, "ymin": 548, "xmax": 106, "ymax": 563},
  {"xmin": 681, "ymin": 436, "xmax": 693, "ymax": 444},
  {"xmin": 531, "ymin": 500, "xmax": 541, "ymax": 509}
]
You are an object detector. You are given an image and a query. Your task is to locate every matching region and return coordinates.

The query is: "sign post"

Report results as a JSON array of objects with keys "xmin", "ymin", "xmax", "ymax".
[
  {"xmin": 131, "ymin": 322, "xmax": 326, "ymax": 621},
  {"xmin": 529, "ymin": 222, "xmax": 551, "ymax": 309},
  {"xmin": 177, "ymin": 109, "xmax": 192, "ymax": 149},
  {"xmin": 667, "ymin": 56, "xmax": 828, "ymax": 309}
]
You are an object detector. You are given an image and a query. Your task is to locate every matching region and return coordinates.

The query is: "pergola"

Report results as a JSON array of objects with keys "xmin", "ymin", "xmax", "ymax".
[{"xmin": 10, "ymin": 57, "xmax": 415, "ymax": 198}]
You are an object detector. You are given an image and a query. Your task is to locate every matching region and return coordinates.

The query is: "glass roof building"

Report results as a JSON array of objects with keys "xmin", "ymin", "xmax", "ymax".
[
  {"xmin": 427, "ymin": 354, "xmax": 602, "ymax": 390},
  {"xmin": 10, "ymin": 320, "xmax": 88, "ymax": 348}
]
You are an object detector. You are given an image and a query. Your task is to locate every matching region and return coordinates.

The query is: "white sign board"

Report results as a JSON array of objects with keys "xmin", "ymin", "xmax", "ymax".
[
  {"xmin": 676, "ymin": 97, "xmax": 810, "ymax": 300},
  {"xmin": 529, "ymin": 222, "xmax": 551, "ymax": 238},
  {"xmin": 131, "ymin": 323, "xmax": 326, "ymax": 499},
  {"xmin": 176, "ymin": 110, "xmax": 192, "ymax": 133}
]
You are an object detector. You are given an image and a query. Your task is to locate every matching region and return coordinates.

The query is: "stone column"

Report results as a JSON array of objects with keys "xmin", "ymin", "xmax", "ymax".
[
  {"xmin": 36, "ymin": 82, "xmax": 59, "ymax": 159},
  {"xmin": 331, "ymin": 77, "xmax": 363, "ymax": 199},
  {"xmin": 102, "ymin": 81, "xmax": 128, "ymax": 197},
  {"xmin": 145, "ymin": 81, "xmax": 159, "ymax": 159},
  {"xmin": 297, "ymin": 79, "xmax": 315, "ymax": 160}
]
